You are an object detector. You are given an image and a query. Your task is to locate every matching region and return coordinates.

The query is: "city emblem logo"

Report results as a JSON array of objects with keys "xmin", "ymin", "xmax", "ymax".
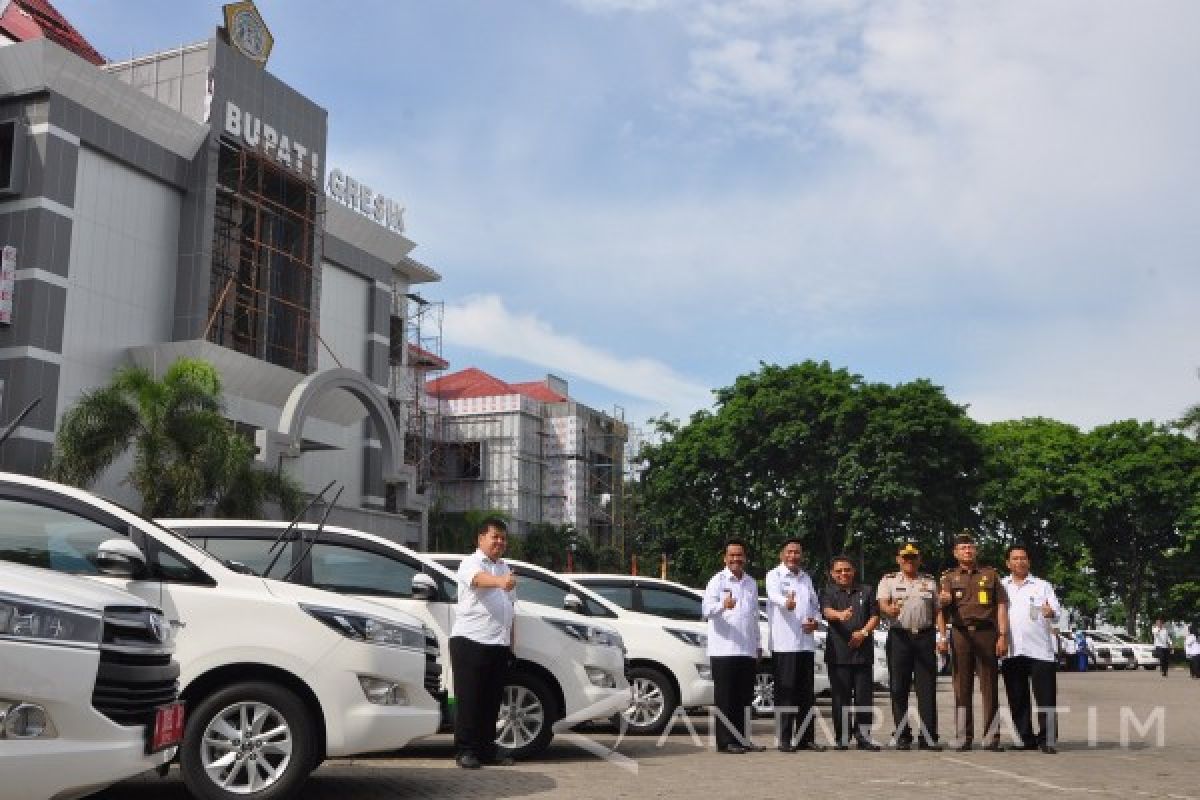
[{"xmin": 223, "ymin": 2, "xmax": 274, "ymax": 66}]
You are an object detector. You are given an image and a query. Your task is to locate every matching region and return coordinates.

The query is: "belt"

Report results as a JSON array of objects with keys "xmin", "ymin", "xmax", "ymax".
[
  {"xmin": 954, "ymin": 622, "xmax": 994, "ymax": 632},
  {"xmin": 892, "ymin": 626, "xmax": 935, "ymax": 635}
]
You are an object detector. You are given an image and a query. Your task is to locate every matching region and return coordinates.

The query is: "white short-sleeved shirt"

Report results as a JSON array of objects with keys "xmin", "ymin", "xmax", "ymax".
[
  {"xmin": 764, "ymin": 565, "xmax": 820, "ymax": 653},
  {"xmin": 702, "ymin": 568, "xmax": 761, "ymax": 658},
  {"xmin": 1002, "ymin": 574, "xmax": 1061, "ymax": 662},
  {"xmin": 1153, "ymin": 626, "xmax": 1172, "ymax": 648},
  {"xmin": 451, "ymin": 548, "xmax": 515, "ymax": 646},
  {"xmin": 1185, "ymin": 633, "xmax": 1199, "ymax": 657}
]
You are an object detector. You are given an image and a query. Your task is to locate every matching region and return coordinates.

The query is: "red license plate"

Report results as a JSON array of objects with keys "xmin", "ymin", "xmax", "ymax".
[{"xmin": 148, "ymin": 702, "xmax": 185, "ymax": 753}]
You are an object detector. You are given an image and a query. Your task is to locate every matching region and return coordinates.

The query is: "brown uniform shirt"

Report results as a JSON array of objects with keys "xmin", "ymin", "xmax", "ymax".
[{"xmin": 941, "ymin": 565, "xmax": 1007, "ymax": 627}]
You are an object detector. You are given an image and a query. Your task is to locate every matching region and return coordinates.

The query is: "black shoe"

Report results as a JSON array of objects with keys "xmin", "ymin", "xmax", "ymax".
[
  {"xmin": 796, "ymin": 741, "xmax": 827, "ymax": 752},
  {"xmin": 983, "ymin": 741, "xmax": 1005, "ymax": 752},
  {"xmin": 1017, "ymin": 741, "xmax": 1039, "ymax": 751},
  {"xmin": 894, "ymin": 739, "xmax": 912, "ymax": 751},
  {"xmin": 744, "ymin": 743, "xmax": 766, "ymax": 752},
  {"xmin": 833, "ymin": 743, "xmax": 849, "ymax": 751},
  {"xmin": 456, "ymin": 753, "xmax": 482, "ymax": 769},
  {"xmin": 856, "ymin": 739, "xmax": 882, "ymax": 751},
  {"xmin": 917, "ymin": 741, "xmax": 944, "ymax": 752},
  {"xmin": 483, "ymin": 749, "xmax": 516, "ymax": 766},
  {"xmin": 1040, "ymin": 744, "xmax": 1057, "ymax": 755},
  {"xmin": 778, "ymin": 744, "xmax": 797, "ymax": 753},
  {"xmin": 956, "ymin": 742, "xmax": 973, "ymax": 752},
  {"xmin": 720, "ymin": 744, "xmax": 747, "ymax": 754}
]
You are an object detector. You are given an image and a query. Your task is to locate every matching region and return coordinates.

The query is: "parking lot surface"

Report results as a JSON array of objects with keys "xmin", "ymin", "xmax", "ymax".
[{"xmin": 98, "ymin": 668, "xmax": 1199, "ymax": 799}]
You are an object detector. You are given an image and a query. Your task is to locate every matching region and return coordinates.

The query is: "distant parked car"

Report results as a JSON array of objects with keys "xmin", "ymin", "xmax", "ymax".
[
  {"xmin": 1083, "ymin": 631, "xmax": 1138, "ymax": 670},
  {"xmin": 1106, "ymin": 632, "xmax": 1158, "ymax": 670}
]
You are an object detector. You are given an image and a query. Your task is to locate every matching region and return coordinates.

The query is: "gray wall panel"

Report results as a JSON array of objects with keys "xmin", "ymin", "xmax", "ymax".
[{"xmin": 0, "ymin": 357, "xmax": 60, "ymax": 431}]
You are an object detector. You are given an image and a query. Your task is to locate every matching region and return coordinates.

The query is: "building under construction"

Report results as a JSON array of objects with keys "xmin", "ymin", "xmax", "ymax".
[{"xmin": 424, "ymin": 368, "xmax": 628, "ymax": 547}]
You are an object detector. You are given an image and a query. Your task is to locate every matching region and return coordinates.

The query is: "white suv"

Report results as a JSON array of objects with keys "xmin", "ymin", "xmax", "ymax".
[
  {"xmin": 159, "ymin": 519, "xmax": 632, "ymax": 758},
  {"xmin": 431, "ymin": 555, "xmax": 714, "ymax": 736},
  {"xmin": 0, "ymin": 473, "xmax": 441, "ymax": 800},
  {"xmin": 570, "ymin": 573, "xmax": 833, "ymax": 712},
  {"xmin": 0, "ymin": 561, "xmax": 181, "ymax": 800}
]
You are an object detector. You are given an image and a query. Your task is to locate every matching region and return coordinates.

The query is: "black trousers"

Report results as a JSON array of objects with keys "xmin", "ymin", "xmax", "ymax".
[
  {"xmin": 773, "ymin": 650, "xmax": 816, "ymax": 746},
  {"xmin": 887, "ymin": 628, "xmax": 938, "ymax": 744},
  {"xmin": 1001, "ymin": 655, "xmax": 1058, "ymax": 747},
  {"xmin": 1155, "ymin": 647, "xmax": 1170, "ymax": 676},
  {"xmin": 1190, "ymin": 654, "xmax": 1200, "ymax": 679},
  {"xmin": 710, "ymin": 655, "xmax": 756, "ymax": 749},
  {"xmin": 828, "ymin": 663, "xmax": 873, "ymax": 745},
  {"xmin": 449, "ymin": 636, "xmax": 510, "ymax": 759}
]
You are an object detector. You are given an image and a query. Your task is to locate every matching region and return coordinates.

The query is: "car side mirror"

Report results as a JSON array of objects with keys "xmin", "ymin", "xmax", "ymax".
[
  {"xmin": 563, "ymin": 592, "xmax": 584, "ymax": 614},
  {"xmin": 95, "ymin": 538, "xmax": 148, "ymax": 579},
  {"xmin": 412, "ymin": 572, "xmax": 438, "ymax": 601}
]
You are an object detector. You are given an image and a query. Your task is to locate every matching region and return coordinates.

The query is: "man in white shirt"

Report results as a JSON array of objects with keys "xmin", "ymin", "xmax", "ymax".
[
  {"xmin": 1000, "ymin": 545, "xmax": 1062, "ymax": 754},
  {"xmin": 703, "ymin": 539, "xmax": 763, "ymax": 754},
  {"xmin": 765, "ymin": 538, "xmax": 824, "ymax": 752},
  {"xmin": 1185, "ymin": 625, "xmax": 1199, "ymax": 679},
  {"xmin": 1152, "ymin": 619, "xmax": 1173, "ymax": 677},
  {"xmin": 450, "ymin": 517, "xmax": 518, "ymax": 769}
]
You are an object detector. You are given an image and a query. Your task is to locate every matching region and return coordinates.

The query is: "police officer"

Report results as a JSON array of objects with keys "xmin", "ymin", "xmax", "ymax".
[
  {"xmin": 877, "ymin": 543, "xmax": 942, "ymax": 750},
  {"xmin": 937, "ymin": 532, "xmax": 1009, "ymax": 751}
]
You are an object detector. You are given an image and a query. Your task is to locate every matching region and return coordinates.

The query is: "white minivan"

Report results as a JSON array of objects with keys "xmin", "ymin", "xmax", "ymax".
[
  {"xmin": 0, "ymin": 561, "xmax": 181, "ymax": 800},
  {"xmin": 0, "ymin": 473, "xmax": 441, "ymax": 800},
  {"xmin": 431, "ymin": 555, "xmax": 714, "ymax": 736},
  {"xmin": 159, "ymin": 519, "xmax": 632, "ymax": 758},
  {"xmin": 568, "ymin": 573, "xmax": 832, "ymax": 713}
]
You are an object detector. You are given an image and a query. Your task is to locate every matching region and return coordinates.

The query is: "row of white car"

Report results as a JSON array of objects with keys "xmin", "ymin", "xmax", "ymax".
[{"xmin": 0, "ymin": 468, "xmax": 892, "ymax": 800}]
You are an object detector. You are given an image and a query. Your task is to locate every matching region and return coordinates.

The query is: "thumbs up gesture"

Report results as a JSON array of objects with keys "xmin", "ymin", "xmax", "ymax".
[{"xmin": 1041, "ymin": 599, "xmax": 1054, "ymax": 618}]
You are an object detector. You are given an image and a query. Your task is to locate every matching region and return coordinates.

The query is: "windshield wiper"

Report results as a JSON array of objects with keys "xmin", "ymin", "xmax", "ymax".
[
  {"xmin": 281, "ymin": 485, "xmax": 343, "ymax": 582},
  {"xmin": 262, "ymin": 480, "xmax": 336, "ymax": 579},
  {"xmin": 0, "ymin": 398, "xmax": 41, "ymax": 448}
]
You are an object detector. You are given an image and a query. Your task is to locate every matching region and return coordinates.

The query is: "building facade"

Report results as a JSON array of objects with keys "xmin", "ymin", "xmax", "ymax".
[
  {"xmin": 425, "ymin": 368, "xmax": 627, "ymax": 546},
  {"xmin": 0, "ymin": 10, "xmax": 437, "ymax": 545}
]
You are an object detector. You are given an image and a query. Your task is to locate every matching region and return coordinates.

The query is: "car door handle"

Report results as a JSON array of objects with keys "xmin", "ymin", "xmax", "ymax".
[{"xmin": 170, "ymin": 619, "xmax": 187, "ymax": 628}]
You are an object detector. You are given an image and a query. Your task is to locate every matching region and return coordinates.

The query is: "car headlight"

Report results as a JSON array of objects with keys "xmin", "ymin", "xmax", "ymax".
[
  {"xmin": 0, "ymin": 592, "xmax": 103, "ymax": 648},
  {"xmin": 696, "ymin": 663, "xmax": 712, "ymax": 680},
  {"xmin": 301, "ymin": 605, "xmax": 425, "ymax": 650},
  {"xmin": 664, "ymin": 627, "xmax": 707, "ymax": 648},
  {"xmin": 546, "ymin": 619, "xmax": 623, "ymax": 649}
]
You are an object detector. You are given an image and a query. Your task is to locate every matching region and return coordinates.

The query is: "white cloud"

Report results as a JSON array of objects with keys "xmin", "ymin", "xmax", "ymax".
[{"xmin": 443, "ymin": 295, "xmax": 714, "ymax": 414}]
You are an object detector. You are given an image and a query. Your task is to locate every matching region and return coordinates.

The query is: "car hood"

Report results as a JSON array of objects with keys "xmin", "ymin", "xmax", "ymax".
[
  {"xmin": 261, "ymin": 577, "xmax": 426, "ymax": 629},
  {"xmin": 0, "ymin": 561, "xmax": 152, "ymax": 611}
]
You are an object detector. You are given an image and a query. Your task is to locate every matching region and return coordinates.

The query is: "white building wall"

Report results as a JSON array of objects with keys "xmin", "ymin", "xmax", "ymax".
[
  {"xmin": 59, "ymin": 147, "xmax": 182, "ymax": 505},
  {"xmin": 289, "ymin": 262, "xmax": 370, "ymax": 506}
]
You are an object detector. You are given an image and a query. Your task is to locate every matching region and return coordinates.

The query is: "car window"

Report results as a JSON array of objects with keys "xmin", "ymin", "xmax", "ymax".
[
  {"xmin": 511, "ymin": 567, "xmax": 615, "ymax": 617},
  {"xmin": 309, "ymin": 543, "xmax": 417, "ymax": 598},
  {"xmin": 584, "ymin": 583, "xmax": 635, "ymax": 610},
  {"xmin": 640, "ymin": 586, "xmax": 703, "ymax": 621},
  {"xmin": 198, "ymin": 536, "xmax": 279, "ymax": 576},
  {"xmin": 0, "ymin": 496, "xmax": 121, "ymax": 573}
]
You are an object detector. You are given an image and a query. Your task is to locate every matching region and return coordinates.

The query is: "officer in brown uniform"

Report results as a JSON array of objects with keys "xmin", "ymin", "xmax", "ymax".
[{"xmin": 937, "ymin": 532, "xmax": 1009, "ymax": 751}]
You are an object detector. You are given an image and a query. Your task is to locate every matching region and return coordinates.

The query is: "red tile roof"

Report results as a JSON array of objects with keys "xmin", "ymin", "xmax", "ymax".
[
  {"xmin": 1, "ymin": 0, "xmax": 106, "ymax": 65},
  {"xmin": 407, "ymin": 342, "xmax": 449, "ymax": 370},
  {"xmin": 426, "ymin": 368, "xmax": 567, "ymax": 403}
]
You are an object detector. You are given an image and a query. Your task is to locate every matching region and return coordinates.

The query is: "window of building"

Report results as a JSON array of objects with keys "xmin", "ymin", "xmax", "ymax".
[{"xmin": 207, "ymin": 138, "xmax": 318, "ymax": 373}]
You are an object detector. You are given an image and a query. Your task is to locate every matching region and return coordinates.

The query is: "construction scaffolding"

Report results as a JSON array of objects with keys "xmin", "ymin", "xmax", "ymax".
[
  {"xmin": 206, "ymin": 137, "xmax": 320, "ymax": 373},
  {"xmin": 390, "ymin": 292, "xmax": 446, "ymax": 496}
]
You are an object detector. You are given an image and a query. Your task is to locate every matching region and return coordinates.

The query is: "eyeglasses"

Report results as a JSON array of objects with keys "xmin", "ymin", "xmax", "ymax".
[{"xmin": 831, "ymin": 568, "xmax": 854, "ymax": 574}]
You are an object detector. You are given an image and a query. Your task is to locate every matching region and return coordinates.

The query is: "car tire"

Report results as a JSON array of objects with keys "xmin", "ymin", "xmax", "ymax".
[
  {"xmin": 618, "ymin": 666, "xmax": 678, "ymax": 736},
  {"xmin": 496, "ymin": 671, "xmax": 557, "ymax": 759},
  {"xmin": 180, "ymin": 681, "xmax": 317, "ymax": 800}
]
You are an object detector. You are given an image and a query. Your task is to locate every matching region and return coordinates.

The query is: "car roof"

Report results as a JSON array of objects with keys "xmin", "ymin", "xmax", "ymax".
[
  {"xmin": 570, "ymin": 573, "xmax": 704, "ymax": 593},
  {"xmin": 159, "ymin": 518, "xmax": 458, "ymax": 581}
]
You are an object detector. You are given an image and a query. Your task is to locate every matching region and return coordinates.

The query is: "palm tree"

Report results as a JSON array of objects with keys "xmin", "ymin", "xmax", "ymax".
[{"xmin": 49, "ymin": 358, "xmax": 301, "ymax": 518}]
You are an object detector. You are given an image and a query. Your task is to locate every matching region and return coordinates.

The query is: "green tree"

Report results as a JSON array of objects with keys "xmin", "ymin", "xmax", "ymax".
[
  {"xmin": 49, "ymin": 358, "xmax": 301, "ymax": 518},
  {"xmin": 1081, "ymin": 420, "xmax": 1200, "ymax": 635},
  {"xmin": 977, "ymin": 418, "xmax": 1089, "ymax": 580},
  {"xmin": 639, "ymin": 361, "xmax": 982, "ymax": 586}
]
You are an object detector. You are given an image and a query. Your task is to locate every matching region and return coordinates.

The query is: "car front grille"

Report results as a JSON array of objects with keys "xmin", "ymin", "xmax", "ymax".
[{"xmin": 91, "ymin": 607, "xmax": 180, "ymax": 727}]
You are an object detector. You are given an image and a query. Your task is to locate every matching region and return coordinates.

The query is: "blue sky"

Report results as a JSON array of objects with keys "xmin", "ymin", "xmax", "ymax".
[{"xmin": 60, "ymin": 1, "xmax": 1200, "ymax": 435}]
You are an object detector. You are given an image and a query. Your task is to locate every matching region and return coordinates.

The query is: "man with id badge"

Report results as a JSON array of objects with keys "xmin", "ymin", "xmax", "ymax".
[
  {"xmin": 702, "ymin": 539, "xmax": 764, "ymax": 754},
  {"xmin": 765, "ymin": 538, "xmax": 824, "ymax": 752},
  {"xmin": 1000, "ymin": 544, "xmax": 1062, "ymax": 754},
  {"xmin": 937, "ymin": 531, "xmax": 1009, "ymax": 751}
]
